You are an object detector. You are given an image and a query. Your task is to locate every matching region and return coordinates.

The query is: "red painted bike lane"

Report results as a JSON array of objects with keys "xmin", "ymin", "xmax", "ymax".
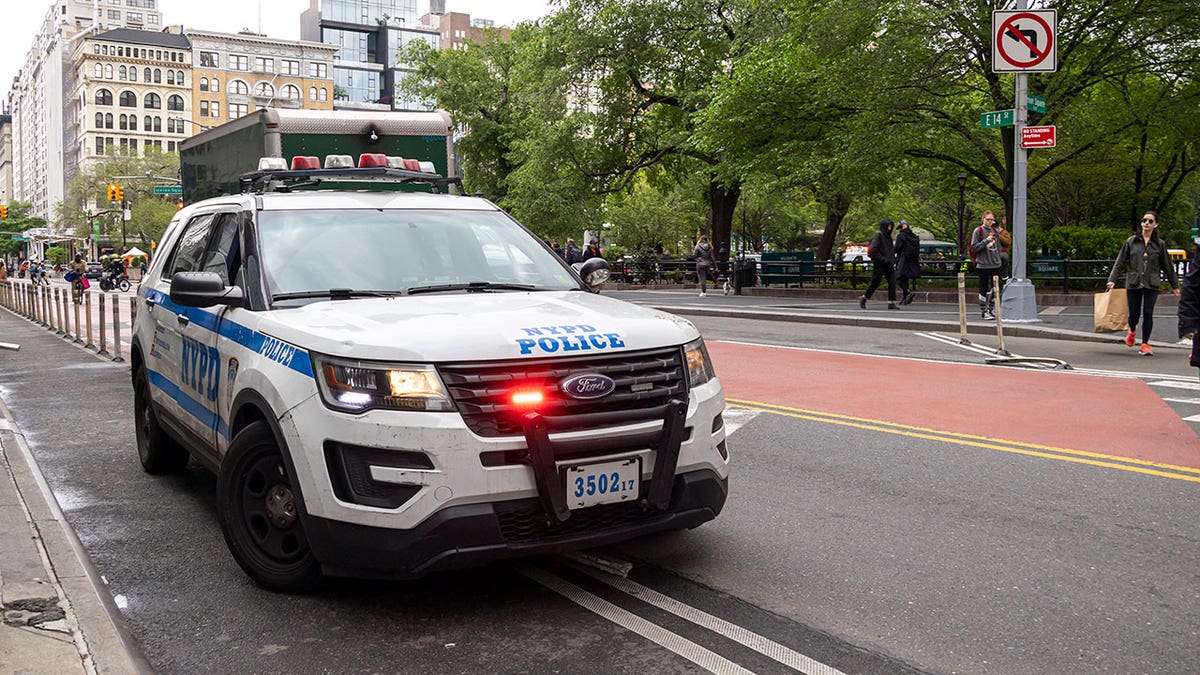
[{"xmin": 708, "ymin": 340, "xmax": 1200, "ymax": 469}]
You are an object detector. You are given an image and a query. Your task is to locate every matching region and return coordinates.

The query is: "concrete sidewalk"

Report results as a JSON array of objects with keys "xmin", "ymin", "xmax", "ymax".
[{"xmin": 0, "ymin": 338, "xmax": 148, "ymax": 673}]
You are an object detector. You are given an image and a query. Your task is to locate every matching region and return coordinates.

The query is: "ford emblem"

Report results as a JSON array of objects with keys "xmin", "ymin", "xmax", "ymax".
[{"xmin": 560, "ymin": 374, "xmax": 616, "ymax": 400}]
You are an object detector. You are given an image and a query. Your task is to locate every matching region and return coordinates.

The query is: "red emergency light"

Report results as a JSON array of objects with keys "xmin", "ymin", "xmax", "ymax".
[
  {"xmin": 291, "ymin": 156, "xmax": 321, "ymax": 170},
  {"xmin": 510, "ymin": 389, "xmax": 545, "ymax": 409},
  {"xmin": 358, "ymin": 153, "xmax": 389, "ymax": 168}
]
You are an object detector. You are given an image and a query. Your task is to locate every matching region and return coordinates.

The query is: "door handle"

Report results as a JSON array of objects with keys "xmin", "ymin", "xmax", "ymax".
[
  {"xmin": 176, "ymin": 313, "xmax": 189, "ymax": 327},
  {"xmin": 145, "ymin": 297, "xmax": 156, "ymax": 309}
]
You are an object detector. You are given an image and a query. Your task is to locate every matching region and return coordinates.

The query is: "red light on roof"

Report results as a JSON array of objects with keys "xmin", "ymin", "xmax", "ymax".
[
  {"xmin": 359, "ymin": 153, "xmax": 389, "ymax": 167},
  {"xmin": 402, "ymin": 158, "xmax": 421, "ymax": 171},
  {"xmin": 510, "ymin": 390, "xmax": 544, "ymax": 408},
  {"xmin": 291, "ymin": 156, "xmax": 320, "ymax": 170}
]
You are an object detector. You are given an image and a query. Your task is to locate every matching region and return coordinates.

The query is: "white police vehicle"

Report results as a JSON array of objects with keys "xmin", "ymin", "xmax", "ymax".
[{"xmin": 131, "ymin": 154, "xmax": 730, "ymax": 592}]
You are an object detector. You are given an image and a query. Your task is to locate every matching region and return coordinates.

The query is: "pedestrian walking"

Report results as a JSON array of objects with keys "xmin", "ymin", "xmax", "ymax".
[
  {"xmin": 858, "ymin": 218, "xmax": 898, "ymax": 310},
  {"xmin": 583, "ymin": 238, "xmax": 602, "ymax": 261},
  {"xmin": 969, "ymin": 210, "xmax": 1003, "ymax": 320},
  {"xmin": 894, "ymin": 219, "xmax": 921, "ymax": 305},
  {"xmin": 565, "ymin": 238, "xmax": 582, "ymax": 264},
  {"xmin": 693, "ymin": 234, "xmax": 714, "ymax": 297},
  {"xmin": 1178, "ymin": 240, "xmax": 1200, "ymax": 369},
  {"xmin": 1106, "ymin": 210, "xmax": 1180, "ymax": 356}
]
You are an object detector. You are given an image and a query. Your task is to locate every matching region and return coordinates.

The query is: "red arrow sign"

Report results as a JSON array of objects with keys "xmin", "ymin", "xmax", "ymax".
[{"xmin": 1021, "ymin": 125, "xmax": 1056, "ymax": 149}]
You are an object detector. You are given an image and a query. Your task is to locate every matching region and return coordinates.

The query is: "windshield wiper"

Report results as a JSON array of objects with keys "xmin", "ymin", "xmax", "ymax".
[
  {"xmin": 406, "ymin": 281, "xmax": 541, "ymax": 296},
  {"xmin": 272, "ymin": 289, "xmax": 403, "ymax": 301}
]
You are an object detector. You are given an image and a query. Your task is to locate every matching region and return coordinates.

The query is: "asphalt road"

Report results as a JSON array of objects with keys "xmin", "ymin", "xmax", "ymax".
[{"xmin": 1, "ymin": 306, "xmax": 1198, "ymax": 674}]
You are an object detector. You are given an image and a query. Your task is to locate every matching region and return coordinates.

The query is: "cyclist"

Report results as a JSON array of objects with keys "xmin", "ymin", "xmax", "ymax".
[{"xmin": 67, "ymin": 255, "xmax": 88, "ymax": 303}]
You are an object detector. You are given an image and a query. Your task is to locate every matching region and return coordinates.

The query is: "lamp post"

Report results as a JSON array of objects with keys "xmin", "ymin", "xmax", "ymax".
[{"xmin": 956, "ymin": 173, "xmax": 967, "ymax": 258}]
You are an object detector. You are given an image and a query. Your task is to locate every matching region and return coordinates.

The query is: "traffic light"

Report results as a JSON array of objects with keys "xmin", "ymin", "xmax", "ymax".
[
  {"xmin": 115, "ymin": 185, "xmax": 125, "ymax": 202},
  {"xmin": 0, "ymin": 204, "xmax": 7, "ymax": 219},
  {"xmin": 106, "ymin": 183, "xmax": 118, "ymax": 201}
]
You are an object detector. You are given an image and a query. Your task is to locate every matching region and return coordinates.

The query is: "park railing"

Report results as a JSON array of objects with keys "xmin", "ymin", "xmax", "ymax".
[{"xmin": 608, "ymin": 256, "xmax": 1189, "ymax": 293}]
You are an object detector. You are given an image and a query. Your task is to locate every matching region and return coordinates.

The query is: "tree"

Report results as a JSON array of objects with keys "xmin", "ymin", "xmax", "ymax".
[
  {"xmin": 0, "ymin": 202, "xmax": 47, "ymax": 259},
  {"xmin": 60, "ymin": 149, "xmax": 181, "ymax": 247}
]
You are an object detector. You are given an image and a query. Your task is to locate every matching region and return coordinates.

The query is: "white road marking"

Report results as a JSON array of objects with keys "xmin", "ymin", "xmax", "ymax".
[
  {"xmin": 1184, "ymin": 414, "xmax": 1200, "ymax": 422},
  {"xmin": 517, "ymin": 565, "xmax": 756, "ymax": 675},
  {"xmin": 1147, "ymin": 380, "xmax": 1200, "ymax": 391},
  {"xmin": 1038, "ymin": 306, "xmax": 1067, "ymax": 315},
  {"xmin": 915, "ymin": 331, "xmax": 1024, "ymax": 359},
  {"xmin": 721, "ymin": 407, "xmax": 760, "ymax": 436},
  {"xmin": 1162, "ymin": 397, "xmax": 1200, "ymax": 405},
  {"xmin": 570, "ymin": 563, "xmax": 848, "ymax": 675}
]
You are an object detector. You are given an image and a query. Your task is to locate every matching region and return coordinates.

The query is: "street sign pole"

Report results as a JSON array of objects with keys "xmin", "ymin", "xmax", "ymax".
[{"xmin": 1000, "ymin": 0, "xmax": 1040, "ymax": 323}]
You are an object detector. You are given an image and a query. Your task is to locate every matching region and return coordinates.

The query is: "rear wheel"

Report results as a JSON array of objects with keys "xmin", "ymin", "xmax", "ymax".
[
  {"xmin": 133, "ymin": 366, "xmax": 189, "ymax": 474},
  {"xmin": 116, "ymin": 277, "xmax": 131, "ymax": 292},
  {"xmin": 217, "ymin": 421, "xmax": 323, "ymax": 594}
]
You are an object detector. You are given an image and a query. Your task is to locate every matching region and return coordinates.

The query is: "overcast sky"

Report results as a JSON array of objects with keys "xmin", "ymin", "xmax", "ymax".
[{"xmin": 0, "ymin": 0, "xmax": 553, "ymax": 106}]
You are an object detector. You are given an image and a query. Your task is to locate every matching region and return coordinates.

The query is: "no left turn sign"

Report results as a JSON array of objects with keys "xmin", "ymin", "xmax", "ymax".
[{"xmin": 992, "ymin": 9, "xmax": 1057, "ymax": 73}]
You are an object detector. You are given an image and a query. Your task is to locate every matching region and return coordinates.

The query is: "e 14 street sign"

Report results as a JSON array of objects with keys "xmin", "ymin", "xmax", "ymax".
[
  {"xmin": 152, "ymin": 185, "xmax": 182, "ymax": 195},
  {"xmin": 1021, "ymin": 125, "xmax": 1056, "ymax": 149},
  {"xmin": 980, "ymin": 109, "xmax": 1015, "ymax": 129}
]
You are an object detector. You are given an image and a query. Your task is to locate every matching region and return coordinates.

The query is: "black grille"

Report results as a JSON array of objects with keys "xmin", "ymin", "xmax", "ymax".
[
  {"xmin": 438, "ymin": 347, "xmax": 687, "ymax": 437},
  {"xmin": 496, "ymin": 499, "xmax": 656, "ymax": 543}
]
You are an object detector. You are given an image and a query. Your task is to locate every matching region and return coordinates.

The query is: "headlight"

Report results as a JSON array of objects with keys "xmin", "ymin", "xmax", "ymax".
[
  {"xmin": 683, "ymin": 338, "xmax": 715, "ymax": 387},
  {"xmin": 312, "ymin": 354, "xmax": 454, "ymax": 413}
]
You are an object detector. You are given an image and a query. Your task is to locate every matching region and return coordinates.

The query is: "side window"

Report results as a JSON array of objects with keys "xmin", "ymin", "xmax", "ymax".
[
  {"xmin": 166, "ymin": 214, "xmax": 216, "ymax": 278},
  {"xmin": 199, "ymin": 213, "xmax": 242, "ymax": 285}
]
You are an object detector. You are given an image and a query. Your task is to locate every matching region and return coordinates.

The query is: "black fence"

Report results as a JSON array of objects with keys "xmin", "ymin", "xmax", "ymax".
[{"xmin": 610, "ymin": 256, "xmax": 1190, "ymax": 293}]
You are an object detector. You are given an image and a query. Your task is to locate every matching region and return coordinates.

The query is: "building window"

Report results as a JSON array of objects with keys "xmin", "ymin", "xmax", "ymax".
[
  {"xmin": 200, "ymin": 77, "xmax": 208, "ymax": 92},
  {"xmin": 119, "ymin": 113, "xmax": 128, "ymax": 130},
  {"xmin": 166, "ymin": 70, "xmax": 174, "ymax": 85},
  {"xmin": 230, "ymin": 55, "xmax": 248, "ymax": 70},
  {"xmin": 199, "ymin": 101, "xmax": 209, "ymax": 116},
  {"xmin": 129, "ymin": 67, "xmax": 137, "ymax": 82},
  {"xmin": 119, "ymin": 65, "xmax": 127, "ymax": 80},
  {"xmin": 309, "ymin": 62, "xmax": 327, "ymax": 78},
  {"xmin": 127, "ymin": 11, "xmax": 142, "ymax": 23},
  {"xmin": 153, "ymin": 116, "xmax": 162, "ymax": 132},
  {"xmin": 253, "ymin": 57, "xmax": 273, "ymax": 73},
  {"xmin": 119, "ymin": 91, "xmax": 136, "ymax": 107},
  {"xmin": 308, "ymin": 86, "xmax": 316, "ymax": 101},
  {"xmin": 95, "ymin": 137, "xmax": 104, "ymax": 154},
  {"xmin": 130, "ymin": 139, "xmax": 137, "ymax": 153},
  {"xmin": 281, "ymin": 59, "xmax": 300, "ymax": 76},
  {"xmin": 144, "ymin": 115, "xmax": 151, "ymax": 130},
  {"xmin": 166, "ymin": 118, "xmax": 176, "ymax": 133},
  {"xmin": 229, "ymin": 80, "xmax": 248, "ymax": 95},
  {"xmin": 167, "ymin": 141, "xmax": 176, "ymax": 152},
  {"xmin": 229, "ymin": 103, "xmax": 248, "ymax": 119},
  {"xmin": 167, "ymin": 94, "xmax": 183, "ymax": 111},
  {"xmin": 96, "ymin": 89, "xmax": 112, "ymax": 105},
  {"xmin": 176, "ymin": 71, "xmax": 184, "ymax": 85},
  {"xmin": 107, "ymin": 9, "xmax": 120, "ymax": 19},
  {"xmin": 153, "ymin": 68, "xmax": 161, "ymax": 84},
  {"xmin": 282, "ymin": 84, "xmax": 300, "ymax": 100},
  {"xmin": 95, "ymin": 112, "xmax": 104, "ymax": 129},
  {"xmin": 254, "ymin": 82, "xmax": 274, "ymax": 98},
  {"xmin": 105, "ymin": 113, "xmax": 113, "ymax": 129},
  {"xmin": 210, "ymin": 78, "xmax": 219, "ymax": 93},
  {"xmin": 93, "ymin": 45, "xmax": 99, "ymax": 54},
  {"xmin": 319, "ymin": 87, "xmax": 328, "ymax": 101},
  {"xmin": 144, "ymin": 67, "xmax": 151, "ymax": 81},
  {"xmin": 144, "ymin": 92, "xmax": 160, "ymax": 109},
  {"xmin": 210, "ymin": 101, "xmax": 220, "ymax": 117},
  {"xmin": 94, "ymin": 63, "xmax": 103, "ymax": 79},
  {"xmin": 105, "ymin": 64, "xmax": 113, "ymax": 78},
  {"xmin": 129, "ymin": 115, "xmax": 137, "ymax": 131},
  {"xmin": 199, "ymin": 51, "xmax": 218, "ymax": 67}
]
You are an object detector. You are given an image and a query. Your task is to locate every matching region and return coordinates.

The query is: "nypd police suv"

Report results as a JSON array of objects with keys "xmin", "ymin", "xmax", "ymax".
[{"xmin": 131, "ymin": 155, "xmax": 729, "ymax": 592}]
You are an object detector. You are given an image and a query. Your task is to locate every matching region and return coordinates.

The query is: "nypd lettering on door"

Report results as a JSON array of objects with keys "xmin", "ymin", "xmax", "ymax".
[
  {"xmin": 181, "ymin": 335, "xmax": 221, "ymax": 403},
  {"xmin": 515, "ymin": 324, "xmax": 626, "ymax": 355}
]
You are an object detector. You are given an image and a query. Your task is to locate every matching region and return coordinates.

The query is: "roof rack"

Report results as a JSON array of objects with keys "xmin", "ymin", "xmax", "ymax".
[{"xmin": 239, "ymin": 166, "xmax": 464, "ymax": 195}]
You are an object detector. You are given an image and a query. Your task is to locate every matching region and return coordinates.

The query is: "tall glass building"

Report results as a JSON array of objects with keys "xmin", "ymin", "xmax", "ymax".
[{"xmin": 300, "ymin": 0, "xmax": 438, "ymax": 111}]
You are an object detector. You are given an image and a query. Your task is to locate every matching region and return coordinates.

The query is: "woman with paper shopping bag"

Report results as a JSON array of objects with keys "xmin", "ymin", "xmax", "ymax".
[{"xmin": 1106, "ymin": 210, "xmax": 1180, "ymax": 355}]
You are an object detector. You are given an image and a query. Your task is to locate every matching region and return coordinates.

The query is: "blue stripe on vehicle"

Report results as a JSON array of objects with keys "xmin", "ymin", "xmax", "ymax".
[
  {"xmin": 144, "ymin": 287, "xmax": 313, "ymax": 378},
  {"xmin": 146, "ymin": 367, "xmax": 229, "ymax": 440}
]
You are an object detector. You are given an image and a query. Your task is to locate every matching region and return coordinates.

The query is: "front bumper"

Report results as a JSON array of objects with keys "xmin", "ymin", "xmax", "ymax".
[{"xmin": 305, "ymin": 469, "xmax": 728, "ymax": 579}]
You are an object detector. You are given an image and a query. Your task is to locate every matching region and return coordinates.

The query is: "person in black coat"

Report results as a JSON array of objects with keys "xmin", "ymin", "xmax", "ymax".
[
  {"xmin": 859, "ymin": 218, "xmax": 898, "ymax": 309},
  {"xmin": 1178, "ymin": 243, "xmax": 1200, "ymax": 367},
  {"xmin": 894, "ymin": 219, "xmax": 921, "ymax": 305}
]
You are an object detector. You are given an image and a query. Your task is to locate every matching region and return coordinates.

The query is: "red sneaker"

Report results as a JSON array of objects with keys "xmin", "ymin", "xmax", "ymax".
[
  {"xmin": 1124, "ymin": 329, "xmax": 1136, "ymax": 347},
  {"xmin": 1139, "ymin": 343, "xmax": 1153, "ymax": 356}
]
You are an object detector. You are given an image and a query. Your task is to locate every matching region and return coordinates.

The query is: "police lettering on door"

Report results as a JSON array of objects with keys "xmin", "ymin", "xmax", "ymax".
[
  {"xmin": 181, "ymin": 335, "xmax": 220, "ymax": 402},
  {"xmin": 515, "ymin": 324, "xmax": 626, "ymax": 355}
]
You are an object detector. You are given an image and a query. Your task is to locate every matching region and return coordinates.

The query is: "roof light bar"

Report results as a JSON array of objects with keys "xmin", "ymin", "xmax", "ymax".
[
  {"xmin": 418, "ymin": 161, "xmax": 436, "ymax": 174},
  {"xmin": 258, "ymin": 157, "xmax": 287, "ymax": 171},
  {"xmin": 358, "ymin": 153, "xmax": 389, "ymax": 168},
  {"xmin": 291, "ymin": 156, "xmax": 321, "ymax": 170},
  {"xmin": 324, "ymin": 155, "xmax": 354, "ymax": 169},
  {"xmin": 402, "ymin": 158, "xmax": 421, "ymax": 171}
]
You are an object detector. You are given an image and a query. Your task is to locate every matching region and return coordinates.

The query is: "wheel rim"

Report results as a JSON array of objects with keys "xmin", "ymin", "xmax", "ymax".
[{"xmin": 238, "ymin": 455, "xmax": 308, "ymax": 564}]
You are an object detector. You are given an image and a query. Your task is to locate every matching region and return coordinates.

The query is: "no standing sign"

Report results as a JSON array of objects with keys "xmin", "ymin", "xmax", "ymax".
[{"xmin": 992, "ymin": 9, "xmax": 1058, "ymax": 73}]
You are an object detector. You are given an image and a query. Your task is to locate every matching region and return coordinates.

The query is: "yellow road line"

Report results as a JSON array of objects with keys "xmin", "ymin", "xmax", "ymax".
[{"xmin": 727, "ymin": 398, "xmax": 1200, "ymax": 483}]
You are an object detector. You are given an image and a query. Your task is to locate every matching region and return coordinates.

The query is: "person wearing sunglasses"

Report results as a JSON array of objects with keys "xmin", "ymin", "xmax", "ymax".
[{"xmin": 1106, "ymin": 210, "xmax": 1180, "ymax": 355}]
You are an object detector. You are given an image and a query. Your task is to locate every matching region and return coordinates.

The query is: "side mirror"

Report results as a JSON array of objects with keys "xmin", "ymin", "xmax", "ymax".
[
  {"xmin": 170, "ymin": 271, "xmax": 244, "ymax": 308},
  {"xmin": 578, "ymin": 257, "xmax": 611, "ymax": 292}
]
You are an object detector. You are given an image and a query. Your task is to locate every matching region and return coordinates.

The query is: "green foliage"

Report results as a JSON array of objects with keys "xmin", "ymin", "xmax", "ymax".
[
  {"xmin": 44, "ymin": 247, "xmax": 68, "ymax": 264},
  {"xmin": 60, "ymin": 149, "xmax": 181, "ymax": 248},
  {"xmin": 1030, "ymin": 225, "xmax": 1130, "ymax": 260},
  {"xmin": 0, "ymin": 202, "xmax": 48, "ymax": 257}
]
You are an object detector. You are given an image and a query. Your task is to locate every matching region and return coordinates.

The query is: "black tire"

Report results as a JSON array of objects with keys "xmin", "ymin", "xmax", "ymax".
[
  {"xmin": 133, "ymin": 366, "xmax": 189, "ymax": 474},
  {"xmin": 217, "ymin": 421, "xmax": 323, "ymax": 593},
  {"xmin": 116, "ymin": 277, "xmax": 131, "ymax": 292},
  {"xmin": 99, "ymin": 278, "xmax": 112, "ymax": 292}
]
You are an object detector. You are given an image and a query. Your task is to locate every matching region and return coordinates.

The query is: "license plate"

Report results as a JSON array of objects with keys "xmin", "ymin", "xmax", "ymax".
[{"xmin": 565, "ymin": 458, "xmax": 640, "ymax": 510}]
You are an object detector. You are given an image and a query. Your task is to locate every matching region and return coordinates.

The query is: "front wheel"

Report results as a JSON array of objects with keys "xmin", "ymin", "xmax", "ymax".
[
  {"xmin": 99, "ymin": 278, "xmax": 112, "ymax": 291},
  {"xmin": 116, "ymin": 277, "xmax": 131, "ymax": 292},
  {"xmin": 133, "ymin": 366, "xmax": 189, "ymax": 474},
  {"xmin": 217, "ymin": 421, "xmax": 323, "ymax": 593}
]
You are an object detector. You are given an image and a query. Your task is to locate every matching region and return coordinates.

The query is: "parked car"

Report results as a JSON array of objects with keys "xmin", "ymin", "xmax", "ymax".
[{"xmin": 84, "ymin": 261, "xmax": 103, "ymax": 279}]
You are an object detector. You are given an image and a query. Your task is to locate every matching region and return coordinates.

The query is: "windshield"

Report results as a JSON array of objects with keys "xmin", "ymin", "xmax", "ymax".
[{"xmin": 256, "ymin": 209, "xmax": 579, "ymax": 298}]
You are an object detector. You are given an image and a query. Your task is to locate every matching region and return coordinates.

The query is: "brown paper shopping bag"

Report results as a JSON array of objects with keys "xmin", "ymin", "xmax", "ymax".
[{"xmin": 1094, "ymin": 289, "xmax": 1129, "ymax": 333}]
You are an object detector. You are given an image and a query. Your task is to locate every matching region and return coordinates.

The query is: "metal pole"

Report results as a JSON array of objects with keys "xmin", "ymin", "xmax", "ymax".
[
  {"xmin": 111, "ymin": 296, "xmax": 124, "ymax": 362},
  {"xmin": 957, "ymin": 271, "xmax": 970, "ymax": 345},
  {"xmin": 98, "ymin": 292, "xmax": 109, "ymax": 357},
  {"xmin": 84, "ymin": 292, "xmax": 96, "ymax": 350},
  {"xmin": 72, "ymin": 291, "xmax": 83, "ymax": 344},
  {"xmin": 957, "ymin": 179, "xmax": 966, "ymax": 256},
  {"xmin": 40, "ymin": 286, "xmax": 48, "ymax": 328},
  {"xmin": 1002, "ymin": 0, "xmax": 1039, "ymax": 322},
  {"xmin": 54, "ymin": 288, "xmax": 64, "ymax": 335}
]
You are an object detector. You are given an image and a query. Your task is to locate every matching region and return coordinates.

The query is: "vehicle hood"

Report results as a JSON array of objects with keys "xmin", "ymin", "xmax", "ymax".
[{"xmin": 259, "ymin": 291, "xmax": 700, "ymax": 362}]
